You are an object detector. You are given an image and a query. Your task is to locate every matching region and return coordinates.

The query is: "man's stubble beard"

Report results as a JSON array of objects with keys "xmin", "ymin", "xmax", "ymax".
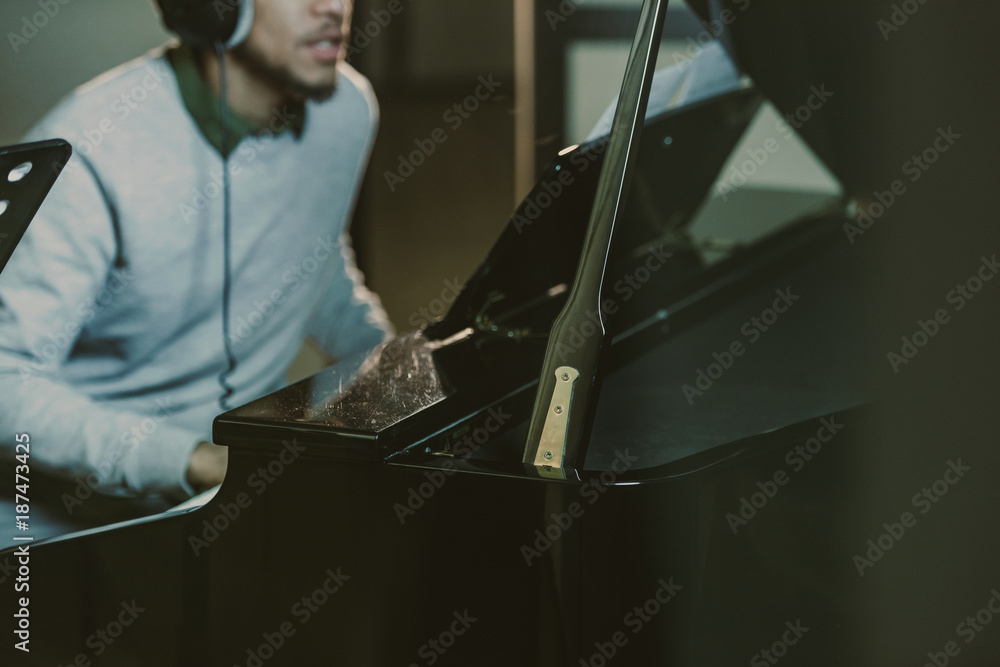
[{"xmin": 231, "ymin": 41, "xmax": 339, "ymax": 102}]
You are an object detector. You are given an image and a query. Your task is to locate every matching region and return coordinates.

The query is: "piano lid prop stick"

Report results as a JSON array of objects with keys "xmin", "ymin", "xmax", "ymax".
[{"xmin": 523, "ymin": 0, "xmax": 668, "ymax": 471}]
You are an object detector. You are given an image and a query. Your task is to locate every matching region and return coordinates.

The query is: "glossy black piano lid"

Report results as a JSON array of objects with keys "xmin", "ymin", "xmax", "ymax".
[
  {"xmin": 216, "ymin": 130, "xmax": 874, "ymax": 489},
  {"xmin": 213, "ymin": 89, "xmax": 770, "ymax": 466}
]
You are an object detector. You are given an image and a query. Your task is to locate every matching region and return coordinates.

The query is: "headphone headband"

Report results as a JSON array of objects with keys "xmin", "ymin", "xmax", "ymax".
[
  {"xmin": 226, "ymin": 0, "xmax": 255, "ymax": 49},
  {"xmin": 156, "ymin": 0, "xmax": 255, "ymax": 49}
]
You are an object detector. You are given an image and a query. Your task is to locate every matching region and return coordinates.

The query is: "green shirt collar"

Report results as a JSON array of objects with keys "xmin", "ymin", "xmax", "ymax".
[{"xmin": 166, "ymin": 43, "xmax": 305, "ymax": 157}]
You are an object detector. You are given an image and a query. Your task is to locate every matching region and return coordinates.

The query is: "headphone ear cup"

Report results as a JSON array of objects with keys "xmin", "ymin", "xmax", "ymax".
[{"xmin": 156, "ymin": 0, "xmax": 253, "ymax": 49}]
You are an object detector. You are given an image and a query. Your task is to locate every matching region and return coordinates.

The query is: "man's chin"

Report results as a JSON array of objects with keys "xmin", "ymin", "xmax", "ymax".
[
  {"xmin": 294, "ymin": 79, "xmax": 338, "ymax": 102},
  {"xmin": 285, "ymin": 65, "xmax": 340, "ymax": 102}
]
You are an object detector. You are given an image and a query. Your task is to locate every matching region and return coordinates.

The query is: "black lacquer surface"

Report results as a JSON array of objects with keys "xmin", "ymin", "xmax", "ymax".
[
  {"xmin": 216, "ymin": 213, "xmax": 873, "ymax": 487},
  {"xmin": 215, "ymin": 90, "xmax": 764, "ymax": 464}
]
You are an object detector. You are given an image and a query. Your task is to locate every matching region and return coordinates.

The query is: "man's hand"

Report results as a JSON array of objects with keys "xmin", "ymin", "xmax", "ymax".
[{"xmin": 186, "ymin": 441, "xmax": 228, "ymax": 493}]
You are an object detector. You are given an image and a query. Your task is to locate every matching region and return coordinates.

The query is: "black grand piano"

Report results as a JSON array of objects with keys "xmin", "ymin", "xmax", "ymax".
[{"xmin": 4, "ymin": 1, "xmax": 1000, "ymax": 665}]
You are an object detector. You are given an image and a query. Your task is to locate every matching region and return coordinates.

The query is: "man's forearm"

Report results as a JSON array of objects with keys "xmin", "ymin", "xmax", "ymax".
[{"xmin": 0, "ymin": 371, "xmax": 203, "ymax": 497}]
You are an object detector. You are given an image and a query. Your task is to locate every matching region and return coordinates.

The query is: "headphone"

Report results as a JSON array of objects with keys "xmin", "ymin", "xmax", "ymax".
[{"xmin": 155, "ymin": 0, "xmax": 256, "ymax": 49}]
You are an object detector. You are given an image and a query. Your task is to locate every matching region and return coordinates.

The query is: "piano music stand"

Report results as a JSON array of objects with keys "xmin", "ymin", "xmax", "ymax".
[{"xmin": 0, "ymin": 139, "xmax": 72, "ymax": 275}]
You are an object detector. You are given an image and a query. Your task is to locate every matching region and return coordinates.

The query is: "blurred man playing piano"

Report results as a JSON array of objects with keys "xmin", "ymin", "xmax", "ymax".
[{"xmin": 0, "ymin": 0, "xmax": 391, "ymax": 513}]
